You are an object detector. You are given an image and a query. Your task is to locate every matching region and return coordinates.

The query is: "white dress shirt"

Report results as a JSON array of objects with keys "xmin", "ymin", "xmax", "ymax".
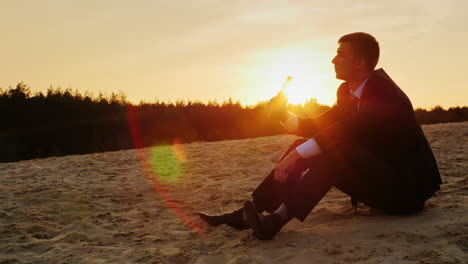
[{"xmin": 289, "ymin": 79, "xmax": 368, "ymax": 159}]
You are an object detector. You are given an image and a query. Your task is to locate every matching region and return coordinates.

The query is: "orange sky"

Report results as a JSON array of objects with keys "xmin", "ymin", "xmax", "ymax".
[{"xmin": 1, "ymin": 1, "xmax": 467, "ymax": 108}]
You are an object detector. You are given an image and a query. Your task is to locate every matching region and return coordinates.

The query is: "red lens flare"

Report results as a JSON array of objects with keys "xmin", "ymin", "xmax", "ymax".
[{"xmin": 127, "ymin": 106, "xmax": 205, "ymax": 235}]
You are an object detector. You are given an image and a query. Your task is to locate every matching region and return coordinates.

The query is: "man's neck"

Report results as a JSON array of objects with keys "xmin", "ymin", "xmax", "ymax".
[{"xmin": 348, "ymin": 72, "xmax": 370, "ymax": 92}]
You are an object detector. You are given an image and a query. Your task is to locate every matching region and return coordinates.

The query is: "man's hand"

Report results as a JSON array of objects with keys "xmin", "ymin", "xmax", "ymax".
[
  {"xmin": 266, "ymin": 91, "xmax": 288, "ymax": 121},
  {"xmin": 274, "ymin": 149, "xmax": 302, "ymax": 183}
]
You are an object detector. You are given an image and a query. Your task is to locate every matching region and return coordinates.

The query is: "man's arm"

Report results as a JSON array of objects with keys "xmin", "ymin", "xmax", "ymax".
[
  {"xmin": 280, "ymin": 106, "xmax": 343, "ymax": 135},
  {"xmin": 273, "ymin": 138, "xmax": 323, "ymax": 182},
  {"xmin": 281, "ymin": 83, "xmax": 349, "ymax": 137},
  {"xmin": 294, "ymin": 106, "xmax": 343, "ymax": 137}
]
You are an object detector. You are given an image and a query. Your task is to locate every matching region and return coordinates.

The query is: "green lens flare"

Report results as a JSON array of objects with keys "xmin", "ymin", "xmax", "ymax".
[{"xmin": 149, "ymin": 145, "xmax": 185, "ymax": 182}]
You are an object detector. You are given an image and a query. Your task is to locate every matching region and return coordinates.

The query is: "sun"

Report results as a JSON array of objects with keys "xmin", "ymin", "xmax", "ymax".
[
  {"xmin": 274, "ymin": 49, "xmax": 327, "ymax": 105},
  {"xmin": 249, "ymin": 45, "xmax": 330, "ymax": 105},
  {"xmin": 282, "ymin": 74, "xmax": 323, "ymax": 105}
]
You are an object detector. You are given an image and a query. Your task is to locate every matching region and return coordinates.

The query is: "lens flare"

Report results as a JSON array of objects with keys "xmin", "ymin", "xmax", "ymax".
[
  {"xmin": 172, "ymin": 139, "xmax": 187, "ymax": 162},
  {"xmin": 127, "ymin": 105, "xmax": 205, "ymax": 235},
  {"xmin": 149, "ymin": 144, "xmax": 185, "ymax": 183}
]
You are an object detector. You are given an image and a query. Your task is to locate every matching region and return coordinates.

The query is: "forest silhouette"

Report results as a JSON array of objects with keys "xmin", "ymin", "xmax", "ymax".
[{"xmin": 1, "ymin": 82, "xmax": 467, "ymax": 162}]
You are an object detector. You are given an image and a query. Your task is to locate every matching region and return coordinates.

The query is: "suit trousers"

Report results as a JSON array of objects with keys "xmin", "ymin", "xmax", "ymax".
[{"xmin": 251, "ymin": 139, "xmax": 424, "ymax": 222}]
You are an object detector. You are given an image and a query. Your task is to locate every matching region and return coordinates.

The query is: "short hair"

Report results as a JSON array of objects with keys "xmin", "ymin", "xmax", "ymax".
[{"xmin": 339, "ymin": 32, "xmax": 380, "ymax": 71}]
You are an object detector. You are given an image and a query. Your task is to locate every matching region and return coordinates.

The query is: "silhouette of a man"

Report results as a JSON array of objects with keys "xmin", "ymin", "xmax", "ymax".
[{"xmin": 197, "ymin": 32, "xmax": 441, "ymax": 240}]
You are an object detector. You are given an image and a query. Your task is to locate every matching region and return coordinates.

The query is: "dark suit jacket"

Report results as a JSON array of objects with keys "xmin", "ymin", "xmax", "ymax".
[{"xmin": 294, "ymin": 68, "xmax": 441, "ymax": 210}]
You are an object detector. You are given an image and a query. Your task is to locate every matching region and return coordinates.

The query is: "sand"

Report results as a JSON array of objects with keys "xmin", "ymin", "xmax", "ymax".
[{"xmin": 0, "ymin": 122, "xmax": 467, "ymax": 264}]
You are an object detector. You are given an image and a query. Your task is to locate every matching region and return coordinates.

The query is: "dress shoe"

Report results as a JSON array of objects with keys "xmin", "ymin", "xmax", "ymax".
[
  {"xmin": 242, "ymin": 200, "xmax": 289, "ymax": 240},
  {"xmin": 196, "ymin": 208, "xmax": 249, "ymax": 230}
]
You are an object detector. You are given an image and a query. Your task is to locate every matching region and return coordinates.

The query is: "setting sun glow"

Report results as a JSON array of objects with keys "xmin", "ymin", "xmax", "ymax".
[
  {"xmin": 249, "ymin": 45, "xmax": 333, "ymax": 105},
  {"xmin": 1, "ymin": 1, "xmax": 466, "ymax": 109},
  {"xmin": 281, "ymin": 75, "xmax": 322, "ymax": 105},
  {"xmin": 272, "ymin": 48, "xmax": 328, "ymax": 105}
]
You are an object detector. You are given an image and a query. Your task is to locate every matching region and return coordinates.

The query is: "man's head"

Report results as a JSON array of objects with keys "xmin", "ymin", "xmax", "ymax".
[{"xmin": 332, "ymin": 32, "xmax": 380, "ymax": 81}]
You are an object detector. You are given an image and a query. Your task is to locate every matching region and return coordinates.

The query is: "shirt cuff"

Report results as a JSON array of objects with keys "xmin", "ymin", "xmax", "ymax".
[{"xmin": 295, "ymin": 138, "xmax": 322, "ymax": 159}]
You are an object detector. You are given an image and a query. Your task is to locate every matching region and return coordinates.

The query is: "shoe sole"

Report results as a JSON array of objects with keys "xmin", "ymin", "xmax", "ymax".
[{"xmin": 195, "ymin": 212, "xmax": 221, "ymax": 226}]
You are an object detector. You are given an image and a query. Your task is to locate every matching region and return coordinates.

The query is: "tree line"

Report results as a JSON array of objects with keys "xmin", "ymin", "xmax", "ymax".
[{"xmin": 1, "ymin": 82, "xmax": 467, "ymax": 162}]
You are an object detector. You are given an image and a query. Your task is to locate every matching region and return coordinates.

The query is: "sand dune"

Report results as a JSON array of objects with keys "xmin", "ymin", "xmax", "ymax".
[{"xmin": 1, "ymin": 122, "xmax": 467, "ymax": 264}]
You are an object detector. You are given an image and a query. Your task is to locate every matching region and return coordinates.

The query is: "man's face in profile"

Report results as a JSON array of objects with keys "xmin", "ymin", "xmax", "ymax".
[{"xmin": 332, "ymin": 42, "xmax": 358, "ymax": 81}]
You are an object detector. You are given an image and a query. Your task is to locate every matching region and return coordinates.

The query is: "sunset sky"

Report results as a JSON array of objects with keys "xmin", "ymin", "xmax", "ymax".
[{"xmin": 1, "ymin": 0, "xmax": 467, "ymax": 108}]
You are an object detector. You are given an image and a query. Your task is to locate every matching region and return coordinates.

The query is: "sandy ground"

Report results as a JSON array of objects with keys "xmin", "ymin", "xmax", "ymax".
[{"xmin": 0, "ymin": 122, "xmax": 467, "ymax": 264}]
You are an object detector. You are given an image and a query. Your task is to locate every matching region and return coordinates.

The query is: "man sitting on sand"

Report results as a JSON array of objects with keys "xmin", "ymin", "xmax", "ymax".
[{"xmin": 197, "ymin": 32, "xmax": 441, "ymax": 240}]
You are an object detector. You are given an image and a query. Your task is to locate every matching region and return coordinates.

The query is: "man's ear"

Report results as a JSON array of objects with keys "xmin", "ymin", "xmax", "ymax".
[{"xmin": 354, "ymin": 57, "xmax": 367, "ymax": 70}]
